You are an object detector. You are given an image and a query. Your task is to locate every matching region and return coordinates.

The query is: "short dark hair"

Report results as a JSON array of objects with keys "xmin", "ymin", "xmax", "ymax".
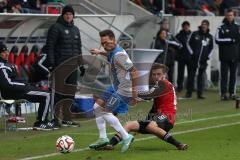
[
  {"xmin": 226, "ymin": 8, "xmax": 236, "ymax": 15},
  {"xmin": 227, "ymin": 8, "xmax": 234, "ymax": 13},
  {"xmin": 202, "ymin": 19, "xmax": 209, "ymax": 26},
  {"xmin": 151, "ymin": 63, "xmax": 169, "ymax": 74},
  {"xmin": 182, "ymin": 21, "xmax": 190, "ymax": 28},
  {"xmin": 99, "ymin": 29, "xmax": 115, "ymax": 39},
  {"xmin": 13, "ymin": 0, "xmax": 22, "ymax": 5}
]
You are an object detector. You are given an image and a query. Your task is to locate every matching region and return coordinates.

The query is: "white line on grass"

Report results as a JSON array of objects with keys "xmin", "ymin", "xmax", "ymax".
[
  {"xmin": 135, "ymin": 121, "xmax": 240, "ymax": 141},
  {"xmin": 14, "ymin": 113, "xmax": 240, "ymax": 137},
  {"xmin": 175, "ymin": 112, "xmax": 240, "ymax": 125},
  {"xmin": 69, "ymin": 112, "xmax": 240, "ymax": 136},
  {"xmin": 19, "ymin": 121, "xmax": 240, "ymax": 160}
]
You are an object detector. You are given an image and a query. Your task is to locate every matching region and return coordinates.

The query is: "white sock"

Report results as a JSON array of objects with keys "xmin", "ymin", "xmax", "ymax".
[
  {"xmin": 102, "ymin": 113, "xmax": 129, "ymax": 140},
  {"xmin": 93, "ymin": 103, "xmax": 107, "ymax": 139},
  {"xmin": 96, "ymin": 116, "xmax": 107, "ymax": 139}
]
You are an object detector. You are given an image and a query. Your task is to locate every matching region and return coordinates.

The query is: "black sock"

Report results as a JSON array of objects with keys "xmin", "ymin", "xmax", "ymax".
[
  {"xmin": 163, "ymin": 133, "xmax": 181, "ymax": 147},
  {"xmin": 110, "ymin": 134, "xmax": 122, "ymax": 146}
]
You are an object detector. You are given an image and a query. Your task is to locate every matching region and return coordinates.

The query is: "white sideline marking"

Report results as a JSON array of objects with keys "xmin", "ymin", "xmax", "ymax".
[
  {"xmin": 19, "ymin": 148, "xmax": 89, "ymax": 160},
  {"xmin": 135, "ymin": 121, "xmax": 240, "ymax": 141},
  {"xmin": 176, "ymin": 112, "xmax": 240, "ymax": 125},
  {"xmin": 70, "ymin": 113, "xmax": 240, "ymax": 136},
  {"xmin": 19, "ymin": 121, "xmax": 240, "ymax": 160}
]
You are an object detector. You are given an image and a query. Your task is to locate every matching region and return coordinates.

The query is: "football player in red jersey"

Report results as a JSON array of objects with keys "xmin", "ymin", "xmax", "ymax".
[{"xmin": 102, "ymin": 63, "xmax": 188, "ymax": 150}]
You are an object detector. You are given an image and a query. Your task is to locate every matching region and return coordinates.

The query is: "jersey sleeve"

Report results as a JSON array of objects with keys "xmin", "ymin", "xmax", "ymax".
[
  {"xmin": 0, "ymin": 67, "xmax": 26, "ymax": 92},
  {"xmin": 114, "ymin": 52, "xmax": 133, "ymax": 71},
  {"xmin": 138, "ymin": 81, "xmax": 167, "ymax": 99}
]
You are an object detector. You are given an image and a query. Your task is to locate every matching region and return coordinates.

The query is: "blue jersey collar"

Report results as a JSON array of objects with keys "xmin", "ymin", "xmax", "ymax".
[{"xmin": 107, "ymin": 44, "xmax": 123, "ymax": 63}]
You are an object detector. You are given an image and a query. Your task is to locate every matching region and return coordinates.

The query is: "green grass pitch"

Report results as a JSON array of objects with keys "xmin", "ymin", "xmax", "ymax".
[{"xmin": 0, "ymin": 90, "xmax": 240, "ymax": 160}]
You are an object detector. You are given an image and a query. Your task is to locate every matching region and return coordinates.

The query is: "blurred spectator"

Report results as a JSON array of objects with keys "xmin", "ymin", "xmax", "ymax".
[
  {"xmin": 215, "ymin": 9, "xmax": 240, "ymax": 100},
  {"xmin": 153, "ymin": 29, "xmax": 181, "ymax": 83},
  {"xmin": 152, "ymin": 0, "xmax": 176, "ymax": 14},
  {"xmin": 11, "ymin": 0, "xmax": 42, "ymax": 13},
  {"xmin": 186, "ymin": 20, "xmax": 213, "ymax": 99},
  {"xmin": 166, "ymin": 0, "xmax": 179, "ymax": 14},
  {"xmin": 27, "ymin": 0, "xmax": 41, "ymax": 11},
  {"xmin": 220, "ymin": 0, "xmax": 240, "ymax": 15},
  {"xmin": 0, "ymin": 0, "xmax": 10, "ymax": 13},
  {"xmin": 11, "ymin": 0, "xmax": 22, "ymax": 13},
  {"xmin": 159, "ymin": 18, "xmax": 176, "ymax": 41},
  {"xmin": 0, "ymin": 0, "xmax": 61, "ymax": 13},
  {"xmin": 171, "ymin": 0, "xmax": 186, "ymax": 15},
  {"xmin": 183, "ymin": 0, "xmax": 211, "ymax": 16},
  {"xmin": 209, "ymin": 0, "xmax": 223, "ymax": 16},
  {"xmin": 131, "ymin": 0, "xmax": 238, "ymax": 16},
  {"xmin": 200, "ymin": 1, "xmax": 215, "ymax": 16},
  {"xmin": 181, "ymin": 0, "xmax": 201, "ymax": 10},
  {"xmin": 175, "ymin": 21, "xmax": 192, "ymax": 93},
  {"xmin": 154, "ymin": 18, "xmax": 181, "ymax": 83},
  {"xmin": 152, "ymin": 0, "xmax": 167, "ymax": 13}
]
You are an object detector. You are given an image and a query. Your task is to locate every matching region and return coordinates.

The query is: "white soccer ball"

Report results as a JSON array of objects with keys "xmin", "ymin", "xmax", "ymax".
[{"xmin": 56, "ymin": 135, "xmax": 75, "ymax": 153}]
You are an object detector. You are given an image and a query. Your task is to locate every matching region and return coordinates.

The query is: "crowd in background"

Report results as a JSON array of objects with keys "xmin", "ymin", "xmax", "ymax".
[
  {"xmin": 131, "ymin": 0, "xmax": 240, "ymax": 16},
  {"xmin": 2, "ymin": 0, "xmax": 239, "ymax": 15},
  {"xmin": 152, "ymin": 9, "xmax": 239, "ymax": 100},
  {"xmin": 0, "ymin": 0, "xmax": 65, "ymax": 13}
]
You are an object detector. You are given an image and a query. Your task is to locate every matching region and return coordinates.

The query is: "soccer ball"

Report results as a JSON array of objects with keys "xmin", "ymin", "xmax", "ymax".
[{"xmin": 56, "ymin": 135, "xmax": 75, "ymax": 153}]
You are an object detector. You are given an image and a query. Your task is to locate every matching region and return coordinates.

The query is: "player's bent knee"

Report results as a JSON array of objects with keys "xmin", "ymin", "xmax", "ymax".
[{"xmin": 124, "ymin": 121, "xmax": 139, "ymax": 132}]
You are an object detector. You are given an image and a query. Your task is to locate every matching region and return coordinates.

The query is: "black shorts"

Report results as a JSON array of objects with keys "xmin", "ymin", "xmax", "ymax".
[{"xmin": 138, "ymin": 114, "xmax": 173, "ymax": 134}]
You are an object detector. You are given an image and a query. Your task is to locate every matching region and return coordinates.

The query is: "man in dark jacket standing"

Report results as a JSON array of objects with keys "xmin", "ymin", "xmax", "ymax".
[
  {"xmin": 186, "ymin": 20, "xmax": 213, "ymax": 99},
  {"xmin": 46, "ymin": 5, "xmax": 84, "ymax": 127},
  {"xmin": 175, "ymin": 21, "xmax": 192, "ymax": 93},
  {"xmin": 215, "ymin": 9, "xmax": 240, "ymax": 100}
]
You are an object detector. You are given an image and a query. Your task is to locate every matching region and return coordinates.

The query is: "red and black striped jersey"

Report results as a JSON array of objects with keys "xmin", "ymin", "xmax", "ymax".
[{"xmin": 148, "ymin": 80, "xmax": 177, "ymax": 125}]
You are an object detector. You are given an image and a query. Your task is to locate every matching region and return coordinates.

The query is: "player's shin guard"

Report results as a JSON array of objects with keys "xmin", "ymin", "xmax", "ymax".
[
  {"xmin": 162, "ymin": 133, "xmax": 181, "ymax": 147},
  {"xmin": 110, "ymin": 134, "xmax": 122, "ymax": 146}
]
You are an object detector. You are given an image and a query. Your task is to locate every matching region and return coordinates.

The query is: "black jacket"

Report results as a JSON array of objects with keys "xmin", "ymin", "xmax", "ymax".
[
  {"xmin": 29, "ymin": 54, "xmax": 49, "ymax": 83},
  {"xmin": 0, "ymin": 60, "xmax": 31, "ymax": 97},
  {"xmin": 215, "ymin": 19, "xmax": 240, "ymax": 62},
  {"xmin": 175, "ymin": 29, "xmax": 192, "ymax": 62},
  {"xmin": 46, "ymin": 16, "xmax": 82, "ymax": 67},
  {"xmin": 187, "ymin": 27, "xmax": 213, "ymax": 67},
  {"xmin": 154, "ymin": 38, "xmax": 181, "ymax": 66}
]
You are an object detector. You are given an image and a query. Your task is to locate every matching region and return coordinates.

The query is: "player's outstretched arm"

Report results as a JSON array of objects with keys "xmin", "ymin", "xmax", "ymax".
[
  {"xmin": 90, "ymin": 48, "xmax": 107, "ymax": 57},
  {"xmin": 138, "ymin": 81, "xmax": 166, "ymax": 99}
]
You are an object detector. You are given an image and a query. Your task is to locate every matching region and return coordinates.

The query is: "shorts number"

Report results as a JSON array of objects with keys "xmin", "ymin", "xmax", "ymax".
[
  {"xmin": 157, "ymin": 114, "xmax": 167, "ymax": 121},
  {"xmin": 108, "ymin": 96, "xmax": 118, "ymax": 105}
]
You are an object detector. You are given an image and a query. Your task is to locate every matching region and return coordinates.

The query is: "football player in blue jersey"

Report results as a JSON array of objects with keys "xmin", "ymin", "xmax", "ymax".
[{"xmin": 88, "ymin": 29, "xmax": 139, "ymax": 153}]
